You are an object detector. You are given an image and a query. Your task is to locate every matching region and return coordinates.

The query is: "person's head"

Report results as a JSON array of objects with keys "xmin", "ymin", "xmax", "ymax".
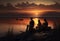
[
  {"xmin": 44, "ymin": 18, "xmax": 47, "ymax": 21},
  {"xmin": 38, "ymin": 19, "xmax": 41, "ymax": 25},
  {"xmin": 38, "ymin": 19, "xmax": 40, "ymax": 22},
  {"xmin": 30, "ymin": 17, "xmax": 33, "ymax": 20}
]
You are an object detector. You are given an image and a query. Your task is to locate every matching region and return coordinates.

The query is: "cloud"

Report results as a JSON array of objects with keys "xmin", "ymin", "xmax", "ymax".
[{"xmin": 0, "ymin": 0, "xmax": 59, "ymax": 4}]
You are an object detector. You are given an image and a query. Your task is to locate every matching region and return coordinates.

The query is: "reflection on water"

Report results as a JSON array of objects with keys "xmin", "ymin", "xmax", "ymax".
[{"xmin": 0, "ymin": 24, "xmax": 27, "ymax": 37}]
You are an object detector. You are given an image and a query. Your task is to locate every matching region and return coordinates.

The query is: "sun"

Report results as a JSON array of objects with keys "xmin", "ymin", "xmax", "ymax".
[
  {"xmin": 35, "ymin": 12, "xmax": 39, "ymax": 15},
  {"xmin": 18, "ymin": 9, "xmax": 45, "ymax": 17},
  {"xmin": 31, "ymin": 10, "xmax": 41, "ymax": 15}
]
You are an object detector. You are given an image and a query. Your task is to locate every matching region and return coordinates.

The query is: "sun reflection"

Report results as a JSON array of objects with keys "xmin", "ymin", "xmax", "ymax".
[{"xmin": 33, "ymin": 18, "xmax": 38, "ymax": 25}]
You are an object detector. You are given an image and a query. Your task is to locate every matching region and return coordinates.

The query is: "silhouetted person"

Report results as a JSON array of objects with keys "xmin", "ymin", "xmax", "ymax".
[
  {"xmin": 36, "ymin": 19, "xmax": 42, "ymax": 32},
  {"xmin": 42, "ymin": 18, "xmax": 48, "ymax": 31},
  {"xmin": 38, "ymin": 19, "xmax": 41, "ymax": 28},
  {"xmin": 29, "ymin": 17, "xmax": 34, "ymax": 32},
  {"xmin": 36, "ymin": 20, "xmax": 43, "ymax": 32},
  {"xmin": 43, "ymin": 18, "xmax": 48, "ymax": 27}
]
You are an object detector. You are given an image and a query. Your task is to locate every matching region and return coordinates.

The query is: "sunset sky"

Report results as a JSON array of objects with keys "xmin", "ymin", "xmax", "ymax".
[
  {"xmin": 0, "ymin": 0, "xmax": 60, "ymax": 39},
  {"xmin": 0, "ymin": 0, "xmax": 60, "ymax": 5},
  {"xmin": 0, "ymin": 0, "xmax": 60, "ymax": 36}
]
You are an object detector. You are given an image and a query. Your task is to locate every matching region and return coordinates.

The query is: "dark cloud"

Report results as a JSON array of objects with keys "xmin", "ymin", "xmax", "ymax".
[
  {"xmin": 41, "ymin": 11, "xmax": 60, "ymax": 17},
  {"xmin": 0, "ymin": 0, "xmax": 60, "ymax": 5}
]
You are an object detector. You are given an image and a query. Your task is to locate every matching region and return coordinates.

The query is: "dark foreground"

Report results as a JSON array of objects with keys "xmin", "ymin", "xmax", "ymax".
[{"xmin": 0, "ymin": 27, "xmax": 60, "ymax": 41}]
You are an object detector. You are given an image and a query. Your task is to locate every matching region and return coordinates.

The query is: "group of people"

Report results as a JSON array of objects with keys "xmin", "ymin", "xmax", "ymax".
[{"xmin": 26, "ymin": 18, "xmax": 49, "ymax": 32}]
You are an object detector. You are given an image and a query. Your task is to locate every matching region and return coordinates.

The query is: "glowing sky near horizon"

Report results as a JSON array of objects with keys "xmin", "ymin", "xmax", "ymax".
[{"xmin": 0, "ymin": 0, "xmax": 60, "ymax": 5}]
